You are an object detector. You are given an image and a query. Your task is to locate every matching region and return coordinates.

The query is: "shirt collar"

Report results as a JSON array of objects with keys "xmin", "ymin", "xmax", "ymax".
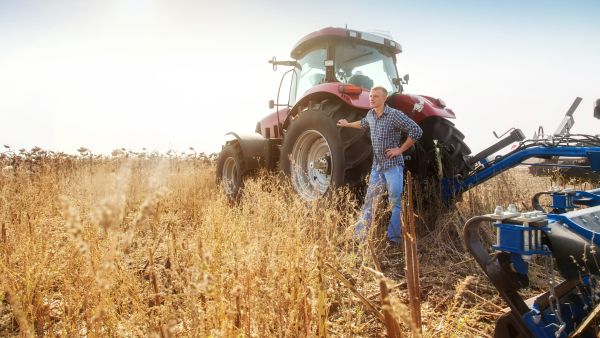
[{"xmin": 370, "ymin": 104, "xmax": 392, "ymax": 117}]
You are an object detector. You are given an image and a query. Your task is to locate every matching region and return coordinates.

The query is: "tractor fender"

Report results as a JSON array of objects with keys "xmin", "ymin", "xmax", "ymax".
[
  {"xmin": 284, "ymin": 84, "xmax": 370, "ymax": 129},
  {"xmin": 386, "ymin": 93, "xmax": 456, "ymax": 124},
  {"xmin": 224, "ymin": 132, "xmax": 267, "ymax": 172}
]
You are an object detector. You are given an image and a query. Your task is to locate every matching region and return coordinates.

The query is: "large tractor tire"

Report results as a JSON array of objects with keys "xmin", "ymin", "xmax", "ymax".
[
  {"xmin": 405, "ymin": 116, "xmax": 472, "ymax": 225},
  {"xmin": 407, "ymin": 116, "xmax": 471, "ymax": 181},
  {"xmin": 280, "ymin": 99, "xmax": 372, "ymax": 200},
  {"xmin": 216, "ymin": 141, "xmax": 246, "ymax": 201}
]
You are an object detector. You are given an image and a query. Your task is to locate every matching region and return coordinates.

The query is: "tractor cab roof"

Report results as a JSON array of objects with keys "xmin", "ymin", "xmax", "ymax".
[{"xmin": 290, "ymin": 27, "xmax": 402, "ymax": 59}]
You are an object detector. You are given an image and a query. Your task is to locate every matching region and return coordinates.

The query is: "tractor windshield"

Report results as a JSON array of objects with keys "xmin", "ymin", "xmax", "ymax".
[{"xmin": 334, "ymin": 42, "xmax": 398, "ymax": 94}]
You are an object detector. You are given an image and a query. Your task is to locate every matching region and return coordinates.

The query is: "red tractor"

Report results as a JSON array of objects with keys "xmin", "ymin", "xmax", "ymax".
[{"xmin": 217, "ymin": 27, "xmax": 471, "ymax": 200}]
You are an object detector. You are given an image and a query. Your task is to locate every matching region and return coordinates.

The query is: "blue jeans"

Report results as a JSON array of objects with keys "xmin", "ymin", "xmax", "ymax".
[{"xmin": 355, "ymin": 165, "xmax": 404, "ymax": 243}]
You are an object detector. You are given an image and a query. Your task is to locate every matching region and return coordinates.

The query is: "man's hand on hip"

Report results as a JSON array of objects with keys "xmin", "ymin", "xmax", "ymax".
[{"xmin": 385, "ymin": 147, "xmax": 403, "ymax": 159}]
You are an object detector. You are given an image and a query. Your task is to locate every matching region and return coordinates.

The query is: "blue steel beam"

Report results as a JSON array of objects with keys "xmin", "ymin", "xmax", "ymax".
[{"xmin": 447, "ymin": 146, "xmax": 600, "ymax": 199}]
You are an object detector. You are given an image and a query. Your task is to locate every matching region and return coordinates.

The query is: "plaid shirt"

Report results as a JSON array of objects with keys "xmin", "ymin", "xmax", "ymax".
[{"xmin": 360, "ymin": 105, "xmax": 422, "ymax": 170}]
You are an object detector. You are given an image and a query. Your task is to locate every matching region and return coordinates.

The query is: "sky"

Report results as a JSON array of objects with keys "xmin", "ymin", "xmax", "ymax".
[{"xmin": 1, "ymin": 0, "xmax": 599, "ymax": 155}]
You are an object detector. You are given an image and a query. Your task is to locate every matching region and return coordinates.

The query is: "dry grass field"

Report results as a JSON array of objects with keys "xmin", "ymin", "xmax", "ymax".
[{"xmin": 1, "ymin": 148, "xmax": 596, "ymax": 337}]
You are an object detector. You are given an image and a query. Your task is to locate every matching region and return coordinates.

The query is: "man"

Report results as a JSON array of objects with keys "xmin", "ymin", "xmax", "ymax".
[{"xmin": 337, "ymin": 86, "xmax": 422, "ymax": 246}]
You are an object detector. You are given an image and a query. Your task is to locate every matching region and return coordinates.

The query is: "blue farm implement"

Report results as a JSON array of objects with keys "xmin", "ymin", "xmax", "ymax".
[{"xmin": 460, "ymin": 100, "xmax": 600, "ymax": 337}]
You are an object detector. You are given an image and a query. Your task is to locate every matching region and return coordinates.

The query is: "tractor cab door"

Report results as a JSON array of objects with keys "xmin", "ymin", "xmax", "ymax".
[{"xmin": 294, "ymin": 47, "xmax": 327, "ymax": 99}]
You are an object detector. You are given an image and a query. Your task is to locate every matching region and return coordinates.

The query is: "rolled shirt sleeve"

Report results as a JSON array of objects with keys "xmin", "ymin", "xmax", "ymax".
[
  {"xmin": 394, "ymin": 112, "xmax": 422, "ymax": 141},
  {"xmin": 360, "ymin": 117, "xmax": 370, "ymax": 130}
]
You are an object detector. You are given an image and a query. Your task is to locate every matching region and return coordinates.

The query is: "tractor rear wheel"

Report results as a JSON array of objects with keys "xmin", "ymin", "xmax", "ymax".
[
  {"xmin": 402, "ymin": 116, "xmax": 472, "ymax": 227},
  {"xmin": 280, "ymin": 99, "xmax": 372, "ymax": 200},
  {"xmin": 407, "ymin": 116, "xmax": 471, "ymax": 180},
  {"xmin": 216, "ymin": 142, "xmax": 245, "ymax": 201}
]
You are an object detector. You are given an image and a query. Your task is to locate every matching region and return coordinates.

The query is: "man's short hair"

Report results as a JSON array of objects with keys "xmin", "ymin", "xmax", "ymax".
[{"xmin": 371, "ymin": 86, "xmax": 388, "ymax": 96}]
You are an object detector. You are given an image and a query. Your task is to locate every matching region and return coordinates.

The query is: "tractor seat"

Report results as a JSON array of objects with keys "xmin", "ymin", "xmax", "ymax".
[{"xmin": 348, "ymin": 74, "xmax": 374, "ymax": 90}]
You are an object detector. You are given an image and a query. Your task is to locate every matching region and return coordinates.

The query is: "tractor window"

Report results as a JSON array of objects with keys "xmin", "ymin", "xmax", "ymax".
[
  {"xmin": 295, "ymin": 48, "xmax": 326, "ymax": 98},
  {"xmin": 335, "ymin": 43, "xmax": 398, "ymax": 94}
]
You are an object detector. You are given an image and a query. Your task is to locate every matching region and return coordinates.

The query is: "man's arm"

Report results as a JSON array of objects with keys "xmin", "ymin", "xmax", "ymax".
[
  {"xmin": 336, "ymin": 119, "xmax": 362, "ymax": 129},
  {"xmin": 385, "ymin": 111, "xmax": 423, "ymax": 159},
  {"xmin": 385, "ymin": 137, "xmax": 416, "ymax": 159}
]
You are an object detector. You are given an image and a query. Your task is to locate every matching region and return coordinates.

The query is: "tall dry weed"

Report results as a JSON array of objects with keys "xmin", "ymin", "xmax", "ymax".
[{"xmin": 1, "ymin": 152, "xmax": 582, "ymax": 336}]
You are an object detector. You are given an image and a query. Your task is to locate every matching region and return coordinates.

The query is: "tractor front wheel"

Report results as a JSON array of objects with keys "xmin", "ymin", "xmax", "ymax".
[{"xmin": 280, "ymin": 100, "xmax": 372, "ymax": 200}]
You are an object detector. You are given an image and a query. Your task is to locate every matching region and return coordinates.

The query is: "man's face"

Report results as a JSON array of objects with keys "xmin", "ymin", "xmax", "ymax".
[{"xmin": 369, "ymin": 89, "xmax": 386, "ymax": 109}]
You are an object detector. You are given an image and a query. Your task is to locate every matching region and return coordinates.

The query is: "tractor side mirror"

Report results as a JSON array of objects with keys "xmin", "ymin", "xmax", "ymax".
[
  {"xmin": 269, "ymin": 100, "xmax": 275, "ymax": 109},
  {"xmin": 394, "ymin": 74, "xmax": 410, "ymax": 86},
  {"xmin": 269, "ymin": 56, "xmax": 277, "ymax": 71},
  {"xmin": 594, "ymin": 99, "xmax": 600, "ymax": 120}
]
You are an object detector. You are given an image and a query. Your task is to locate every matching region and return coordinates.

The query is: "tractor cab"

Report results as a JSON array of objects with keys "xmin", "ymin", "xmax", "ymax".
[{"xmin": 273, "ymin": 27, "xmax": 405, "ymax": 106}]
